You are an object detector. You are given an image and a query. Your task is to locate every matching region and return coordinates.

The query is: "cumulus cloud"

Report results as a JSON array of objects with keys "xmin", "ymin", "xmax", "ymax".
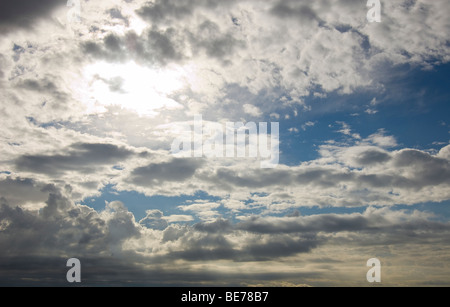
[
  {"xmin": 1, "ymin": 181, "xmax": 449, "ymax": 285},
  {"xmin": 178, "ymin": 201, "xmax": 222, "ymax": 222},
  {"xmin": 40, "ymin": 0, "xmax": 445, "ymax": 122},
  {"xmin": 139, "ymin": 209, "xmax": 168, "ymax": 230},
  {"xmin": 0, "ymin": 177, "xmax": 54, "ymax": 210},
  {"xmin": 1, "ymin": 0, "xmax": 450, "ymax": 286},
  {"xmin": 243, "ymin": 104, "xmax": 263, "ymax": 117}
]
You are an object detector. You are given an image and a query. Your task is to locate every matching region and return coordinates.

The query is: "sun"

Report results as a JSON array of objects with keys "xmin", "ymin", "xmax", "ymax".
[{"xmin": 77, "ymin": 61, "xmax": 187, "ymax": 116}]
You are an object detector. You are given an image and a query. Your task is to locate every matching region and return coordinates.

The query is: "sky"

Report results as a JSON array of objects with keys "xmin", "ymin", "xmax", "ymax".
[{"xmin": 0, "ymin": 0, "xmax": 450, "ymax": 287}]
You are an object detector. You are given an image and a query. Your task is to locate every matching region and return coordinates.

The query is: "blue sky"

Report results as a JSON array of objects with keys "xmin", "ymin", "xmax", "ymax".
[
  {"xmin": 1, "ymin": 0, "xmax": 450, "ymax": 287},
  {"xmin": 284, "ymin": 63, "xmax": 450, "ymax": 162}
]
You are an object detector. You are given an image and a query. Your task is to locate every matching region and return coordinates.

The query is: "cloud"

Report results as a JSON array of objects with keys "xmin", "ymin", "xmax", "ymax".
[
  {"xmin": 15, "ymin": 143, "xmax": 135, "ymax": 176},
  {"xmin": 243, "ymin": 104, "xmax": 262, "ymax": 117},
  {"xmin": 96, "ymin": 134, "xmax": 450, "ymax": 208},
  {"xmin": 336, "ymin": 121, "xmax": 361, "ymax": 139},
  {"xmin": 237, "ymin": 207, "xmax": 449, "ymax": 235},
  {"xmin": 1, "ymin": 0, "xmax": 450, "ymax": 286},
  {"xmin": 365, "ymin": 130, "xmax": 398, "ymax": 147},
  {"xmin": 354, "ymin": 148, "xmax": 392, "ymax": 165},
  {"xmin": 301, "ymin": 121, "xmax": 316, "ymax": 131},
  {"xmin": 178, "ymin": 202, "xmax": 221, "ymax": 221},
  {"xmin": 2, "ymin": 0, "xmax": 448, "ymax": 136},
  {"xmin": 136, "ymin": 0, "xmax": 234, "ymax": 23},
  {"xmin": 240, "ymin": 234, "xmax": 320, "ymax": 261},
  {"xmin": 18, "ymin": 77, "xmax": 58, "ymax": 92},
  {"xmin": 60, "ymin": 0, "xmax": 449, "ymax": 124},
  {"xmin": 139, "ymin": 210, "xmax": 168, "ymax": 230},
  {"xmin": 80, "ymin": 14, "xmax": 243, "ymax": 67},
  {"xmin": 100, "ymin": 201, "xmax": 141, "ymax": 247},
  {"xmin": 0, "ymin": 0, "xmax": 65, "ymax": 32},
  {"xmin": 172, "ymin": 142, "xmax": 450, "ymax": 207},
  {"xmin": 237, "ymin": 213, "xmax": 369, "ymax": 234},
  {"xmin": 0, "ymin": 190, "xmax": 108, "ymax": 259},
  {"xmin": 166, "ymin": 215, "xmax": 195, "ymax": 223},
  {"xmin": 194, "ymin": 219, "xmax": 232, "ymax": 233},
  {"xmin": 365, "ymin": 108, "xmax": 378, "ymax": 115},
  {"xmin": 0, "ymin": 177, "xmax": 54, "ymax": 210},
  {"xmin": 128, "ymin": 158, "xmax": 204, "ymax": 186},
  {"xmin": 270, "ymin": 1, "xmax": 322, "ymax": 25},
  {"xmin": 190, "ymin": 20, "xmax": 246, "ymax": 62},
  {"xmin": 139, "ymin": 209, "xmax": 195, "ymax": 228},
  {"xmin": 0, "ymin": 178, "xmax": 450, "ymax": 286}
]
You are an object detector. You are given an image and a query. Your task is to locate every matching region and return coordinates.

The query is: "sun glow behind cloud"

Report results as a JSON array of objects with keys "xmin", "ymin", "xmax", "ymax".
[{"xmin": 77, "ymin": 61, "xmax": 188, "ymax": 116}]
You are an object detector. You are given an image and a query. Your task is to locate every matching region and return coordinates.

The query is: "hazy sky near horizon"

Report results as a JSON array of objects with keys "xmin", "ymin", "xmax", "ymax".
[{"xmin": 1, "ymin": 0, "xmax": 450, "ymax": 286}]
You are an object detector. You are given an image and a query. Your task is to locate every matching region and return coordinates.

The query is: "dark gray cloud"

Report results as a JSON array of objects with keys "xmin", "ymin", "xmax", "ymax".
[
  {"xmin": 270, "ymin": 1, "xmax": 322, "ymax": 25},
  {"xmin": 0, "ymin": 0, "xmax": 65, "ymax": 32},
  {"xmin": 15, "ymin": 143, "xmax": 135, "ymax": 175},
  {"xmin": 146, "ymin": 27, "xmax": 185, "ymax": 63},
  {"xmin": 234, "ymin": 210, "xmax": 450, "ymax": 250},
  {"xmin": 0, "ymin": 182, "xmax": 322, "ymax": 283},
  {"xmin": 81, "ymin": 34, "xmax": 128, "ymax": 63},
  {"xmin": 137, "ymin": 0, "xmax": 195, "ymax": 22},
  {"xmin": 136, "ymin": 0, "xmax": 234, "ymax": 23},
  {"xmin": 0, "ymin": 193, "xmax": 108, "ymax": 258},
  {"xmin": 393, "ymin": 149, "xmax": 450, "ymax": 187},
  {"xmin": 355, "ymin": 149, "xmax": 392, "ymax": 165},
  {"xmin": 196, "ymin": 146, "xmax": 450, "ymax": 202},
  {"xmin": 243, "ymin": 234, "xmax": 320, "ymax": 261},
  {"xmin": 160, "ymin": 208, "xmax": 450, "ymax": 263},
  {"xmin": 207, "ymin": 166, "xmax": 354, "ymax": 190},
  {"xmin": 81, "ymin": 3, "xmax": 246, "ymax": 67},
  {"xmin": 0, "ymin": 177, "xmax": 55, "ymax": 207},
  {"xmin": 129, "ymin": 158, "xmax": 204, "ymax": 186},
  {"xmin": 82, "ymin": 28, "xmax": 185, "ymax": 66},
  {"xmin": 169, "ymin": 232, "xmax": 237, "ymax": 261},
  {"xmin": 108, "ymin": 8, "xmax": 129, "ymax": 25},
  {"xmin": 237, "ymin": 214, "xmax": 370, "ymax": 234},
  {"xmin": 81, "ymin": 21, "xmax": 245, "ymax": 68},
  {"xmin": 166, "ymin": 230, "xmax": 320, "ymax": 262},
  {"xmin": 0, "ymin": 183, "xmax": 144, "ymax": 286},
  {"xmin": 188, "ymin": 20, "xmax": 246, "ymax": 62},
  {"xmin": 1, "ymin": 178, "xmax": 450, "ymax": 285},
  {"xmin": 0, "ymin": 253, "xmax": 319, "ymax": 286},
  {"xmin": 18, "ymin": 78, "xmax": 58, "ymax": 92},
  {"xmin": 17, "ymin": 76, "xmax": 70, "ymax": 106},
  {"xmin": 209, "ymin": 168, "xmax": 292, "ymax": 189}
]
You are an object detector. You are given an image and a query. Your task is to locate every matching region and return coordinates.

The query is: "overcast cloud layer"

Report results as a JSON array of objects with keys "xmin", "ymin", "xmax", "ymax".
[{"xmin": 0, "ymin": 0, "xmax": 450, "ymax": 286}]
